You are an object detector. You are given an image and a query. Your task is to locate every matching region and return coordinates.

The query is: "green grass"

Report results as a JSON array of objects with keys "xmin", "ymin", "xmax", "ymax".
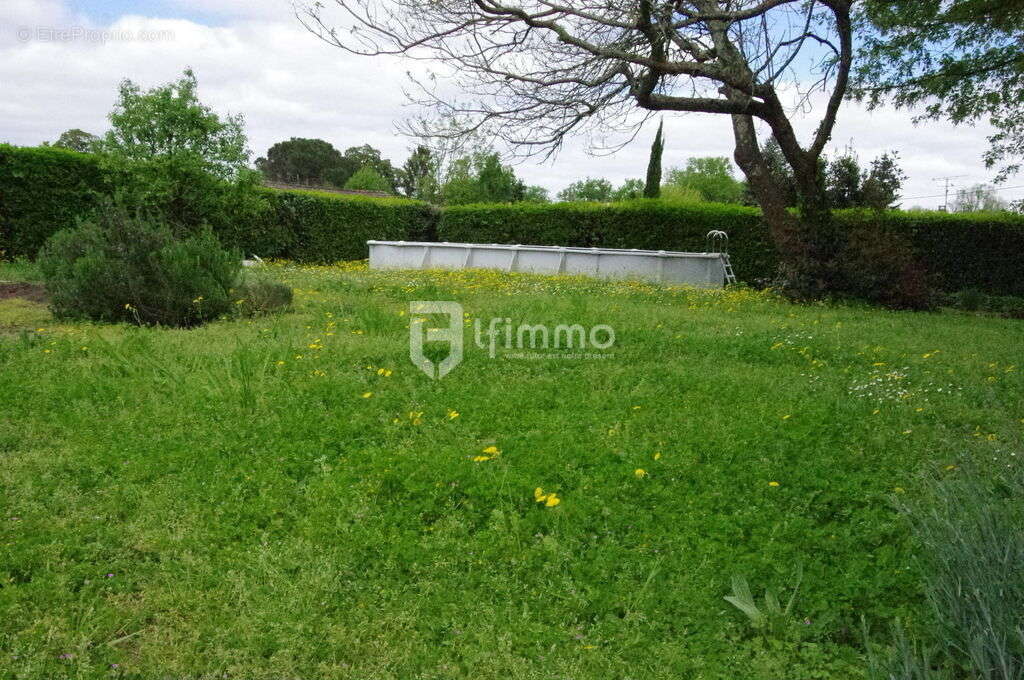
[{"xmin": 1, "ymin": 260, "xmax": 1021, "ymax": 679}]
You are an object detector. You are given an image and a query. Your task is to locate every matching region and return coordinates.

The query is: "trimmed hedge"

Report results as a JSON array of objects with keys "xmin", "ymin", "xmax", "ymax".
[
  {"xmin": 4, "ymin": 144, "xmax": 1024, "ymax": 295},
  {"xmin": 438, "ymin": 201, "xmax": 1024, "ymax": 296},
  {"xmin": 0, "ymin": 145, "xmax": 108, "ymax": 258},
  {"xmin": 0, "ymin": 144, "xmax": 435, "ymax": 263},
  {"xmin": 836, "ymin": 209, "xmax": 1024, "ymax": 297},
  {"xmin": 251, "ymin": 188, "xmax": 436, "ymax": 263}
]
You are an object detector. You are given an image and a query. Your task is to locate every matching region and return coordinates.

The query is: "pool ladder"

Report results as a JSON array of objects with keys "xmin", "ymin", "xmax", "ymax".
[{"xmin": 706, "ymin": 230, "xmax": 737, "ymax": 285}]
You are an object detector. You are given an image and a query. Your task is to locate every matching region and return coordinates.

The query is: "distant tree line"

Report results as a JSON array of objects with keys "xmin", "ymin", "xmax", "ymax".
[{"xmin": 40, "ymin": 124, "xmax": 1012, "ymax": 213}]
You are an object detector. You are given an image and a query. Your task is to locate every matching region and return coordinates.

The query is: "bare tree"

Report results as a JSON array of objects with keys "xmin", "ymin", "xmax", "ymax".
[{"xmin": 295, "ymin": 0, "xmax": 854, "ymax": 292}]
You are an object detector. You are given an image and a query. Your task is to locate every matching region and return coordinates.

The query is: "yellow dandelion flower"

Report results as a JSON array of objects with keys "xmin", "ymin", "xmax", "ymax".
[
  {"xmin": 446, "ymin": 409, "xmax": 460, "ymax": 420},
  {"xmin": 481, "ymin": 446, "xmax": 500, "ymax": 455},
  {"xmin": 782, "ymin": 414, "xmax": 791, "ymax": 420},
  {"xmin": 945, "ymin": 464, "xmax": 957, "ymax": 471},
  {"xmin": 545, "ymin": 494, "xmax": 561, "ymax": 507},
  {"xmin": 275, "ymin": 361, "xmax": 285, "ymax": 366},
  {"xmin": 653, "ymin": 452, "xmax": 661, "ymax": 460},
  {"xmin": 635, "ymin": 468, "xmax": 647, "ymax": 478},
  {"xmin": 472, "ymin": 455, "xmax": 492, "ymax": 462},
  {"xmin": 361, "ymin": 392, "xmax": 373, "ymax": 399},
  {"xmin": 768, "ymin": 481, "xmax": 780, "ymax": 487}
]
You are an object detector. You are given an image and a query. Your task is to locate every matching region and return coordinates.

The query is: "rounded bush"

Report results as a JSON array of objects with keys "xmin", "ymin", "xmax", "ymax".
[{"xmin": 38, "ymin": 203, "xmax": 242, "ymax": 327}]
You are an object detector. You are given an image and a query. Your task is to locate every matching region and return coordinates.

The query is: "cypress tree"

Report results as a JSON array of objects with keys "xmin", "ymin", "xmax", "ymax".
[{"xmin": 644, "ymin": 120, "xmax": 664, "ymax": 198}]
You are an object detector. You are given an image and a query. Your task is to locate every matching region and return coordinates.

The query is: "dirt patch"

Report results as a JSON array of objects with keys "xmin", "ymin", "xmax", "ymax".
[{"xmin": 0, "ymin": 282, "xmax": 48, "ymax": 304}]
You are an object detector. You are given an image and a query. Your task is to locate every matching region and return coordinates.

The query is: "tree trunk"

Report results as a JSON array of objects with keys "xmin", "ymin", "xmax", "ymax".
[{"xmin": 729, "ymin": 110, "xmax": 844, "ymax": 296}]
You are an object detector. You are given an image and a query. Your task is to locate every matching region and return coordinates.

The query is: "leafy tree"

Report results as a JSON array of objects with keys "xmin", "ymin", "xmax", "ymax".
[
  {"xmin": 92, "ymin": 69, "xmax": 263, "ymax": 235},
  {"xmin": 660, "ymin": 184, "xmax": 704, "ymax": 203},
  {"xmin": 343, "ymin": 166, "xmax": 393, "ymax": 193},
  {"xmin": 611, "ymin": 178, "xmax": 645, "ymax": 201},
  {"xmin": 860, "ymin": 151, "xmax": 907, "ymax": 211},
  {"xmin": 256, "ymin": 138, "xmax": 344, "ymax": 185},
  {"xmin": 398, "ymin": 145, "xmax": 439, "ymax": 200},
  {"xmin": 440, "ymin": 151, "xmax": 523, "ymax": 205},
  {"xmin": 299, "ymin": 0, "xmax": 860, "ymax": 297},
  {"xmin": 521, "ymin": 185, "xmax": 551, "ymax": 203},
  {"xmin": 856, "ymin": 0, "xmax": 1024, "ymax": 180},
  {"xmin": 95, "ymin": 68, "xmax": 249, "ymax": 180},
  {"xmin": 51, "ymin": 128, "xmax": 98, "ymax": 153},
  {"xmin": 334, "ymin": 145, "xmax": 398, "ymax": 191},
  {"xmin": 952, "ymin": 184, "xmax": 1008, "ymax": 213},
  {"xmin": 557, "ymin": 178, "xmax": 614, "ymax": 203},
  {"xmin": 665, "ymin": 157, "xmax": 745, "ymax": 204},
  {"xmin": 644, "ymin": 121, "xmax": 664, "ymax": 198},
  {"xmin": 825, "ymin": 151, "xmax": 863, "ymax": 209}
]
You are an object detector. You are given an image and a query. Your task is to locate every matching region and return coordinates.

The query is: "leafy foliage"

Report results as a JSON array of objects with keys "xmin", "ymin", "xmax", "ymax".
[
  {"xmin": 255, "ymin": 137, "xmax": 345, "ymax": 185},
  {"xmin": 50, "ymin": 128, "xmax": 99, "ymax": 153},
  {"xmin": 724, "ymin": 565, "xmax": 803, "ymax": 638},
  {"xmin": 343, "ymin": 166, "xmax": 393, "ymax": 193},
  {"xmin": 868, "ymin": 462, "xmax": 1024, "ymax": 680},
  {"xmin": 262, "ymin": 188, "xmax": 436, "ymax": 262},
  {"xmin": 666, "ymin": 157, "xmax": 745, "ymax": 204},
  {"xmin": 329, "ymin": 144, "xmax": 399, "ymax": 191},
  {"xmin": 94, "ymin": 68, "xmax": 250, "ymax": 180},
  {"xmin": 644, "ymin": 121, "xmax": 664, "ymax": 199},
  {"xmin": 440, "ymin": 151, "xmax": 524, "ymax": 205},
  {"xmin": 397, "ymin": 145, "xmax": 439, "ymax": 201},
  {"xmin": 556, "ymin": 178, "xmax": 614, "ymax": 203},
  {"xmin": 38, "ymin": 202, "xmax": 242, "ymax": 327},
  {"xmin": 0, "ymin": 144, "xmax": 109, "ymax": 259},
  {"xmin": 856, "ymin": 0, "xmax": 1024, "ymax": 180},
  {"xmin": 611, "ymin": 178, "xmax": 646, "ymax": 201},
  {"xmin": 89, "ymin": 69, "xmax": 267, "ymax": 240}
]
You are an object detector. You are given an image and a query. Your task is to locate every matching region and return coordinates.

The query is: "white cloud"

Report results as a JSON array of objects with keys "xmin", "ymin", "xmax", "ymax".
[{"xmin": 0, "ymin": 0, "xmax": 1013, "ymax": 208}]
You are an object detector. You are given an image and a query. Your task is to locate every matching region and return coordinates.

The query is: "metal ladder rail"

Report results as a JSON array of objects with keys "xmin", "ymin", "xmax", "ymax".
[
  {"xmin": 721, "ymin": 253, "xmax": 737, "ymax": 285},
  {"xmin": 705, "ymin": 230, "xmax": 737, "ymax": 285}
]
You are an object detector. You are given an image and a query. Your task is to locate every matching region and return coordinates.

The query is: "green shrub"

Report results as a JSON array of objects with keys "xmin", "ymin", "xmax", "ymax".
[
  {"xmin": 943, "ymin": 289, "xmax": 1024, "ymax": 318},
  {"xmin": 233, "ymin": 276, "xmax": 294, "ymax": 316},
  {"xmin": 343, "ymin": 166, "xmax": 391, "ymax": 193},
  {"xmin": 38, "ymin": 203, "xmax": 242, "ymax": 327},
  {"xmin": 868, "ymin": 463, "xmax": 1024, "ymax": 679}
]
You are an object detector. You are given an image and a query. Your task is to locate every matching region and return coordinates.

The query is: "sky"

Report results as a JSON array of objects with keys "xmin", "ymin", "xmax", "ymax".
[{"xmin": 2, "ymin": 0, "xmax": 1019, "ymax": 208}]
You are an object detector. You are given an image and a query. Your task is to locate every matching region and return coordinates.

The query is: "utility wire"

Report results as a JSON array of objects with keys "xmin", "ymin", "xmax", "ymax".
[{"xmin": 901, "ymin": 183, "xmax": 1024, "ymax": 201}]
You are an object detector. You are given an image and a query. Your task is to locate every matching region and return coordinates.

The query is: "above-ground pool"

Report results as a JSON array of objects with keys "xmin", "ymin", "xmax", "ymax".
[{"xmin": 368, "ymin": 240, "xmax": 730, "ymax": 288}]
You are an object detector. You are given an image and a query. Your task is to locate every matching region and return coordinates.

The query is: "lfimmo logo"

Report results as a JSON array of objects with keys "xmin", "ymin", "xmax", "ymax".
[
  {"xmin": 409, "ymin": 301, "xmax": 616, "ymax": 380},
  {"xmin": 409, "ymin": 301, "xmax": 464, "ymax": 379}
]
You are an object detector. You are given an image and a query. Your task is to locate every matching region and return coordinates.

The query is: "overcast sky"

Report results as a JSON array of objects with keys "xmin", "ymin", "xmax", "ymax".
[{"xmin": 2, "ymin": 0, "xmax": 1019, "ymax": 208}]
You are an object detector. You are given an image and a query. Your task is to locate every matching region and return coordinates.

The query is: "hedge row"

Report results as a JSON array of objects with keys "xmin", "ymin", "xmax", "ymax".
[
  {"xmin": 244, "ymin": 188, "xmax": 437, "ymax": 263},
  {"xmin": 0, "ymin": 145, "xmax": 109, "ymax": 258},
  {"xmin": 3, "ymin": 144, "xmax": 1024, "ymax": 295},
  {"xmin": 438, "ymin": 202, "xmax": 1024, "ymax": 296},
  {"xmin": 0, "ymin": 144, "xmax": 435, "ymax": 264}
]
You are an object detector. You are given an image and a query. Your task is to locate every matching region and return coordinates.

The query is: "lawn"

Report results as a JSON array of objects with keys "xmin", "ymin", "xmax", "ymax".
[{"xmin": 1, "ymin": 260, "xmax": 1021, "ymax": 679}]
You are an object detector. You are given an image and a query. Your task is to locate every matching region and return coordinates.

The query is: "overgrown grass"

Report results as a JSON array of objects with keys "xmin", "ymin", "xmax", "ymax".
[{"xmin": 0, "ymin": 260, "xmax": 1021, "ymax": 679}]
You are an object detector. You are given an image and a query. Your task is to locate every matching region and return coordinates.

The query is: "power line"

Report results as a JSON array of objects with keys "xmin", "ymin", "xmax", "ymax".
[
  {"xmin": 930, "ymin": 175, "xmax": 967, "ymax": 211},
  {"xmin": 902, "ymin": 183, "xmax": 1024, "ymax": 202}
]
